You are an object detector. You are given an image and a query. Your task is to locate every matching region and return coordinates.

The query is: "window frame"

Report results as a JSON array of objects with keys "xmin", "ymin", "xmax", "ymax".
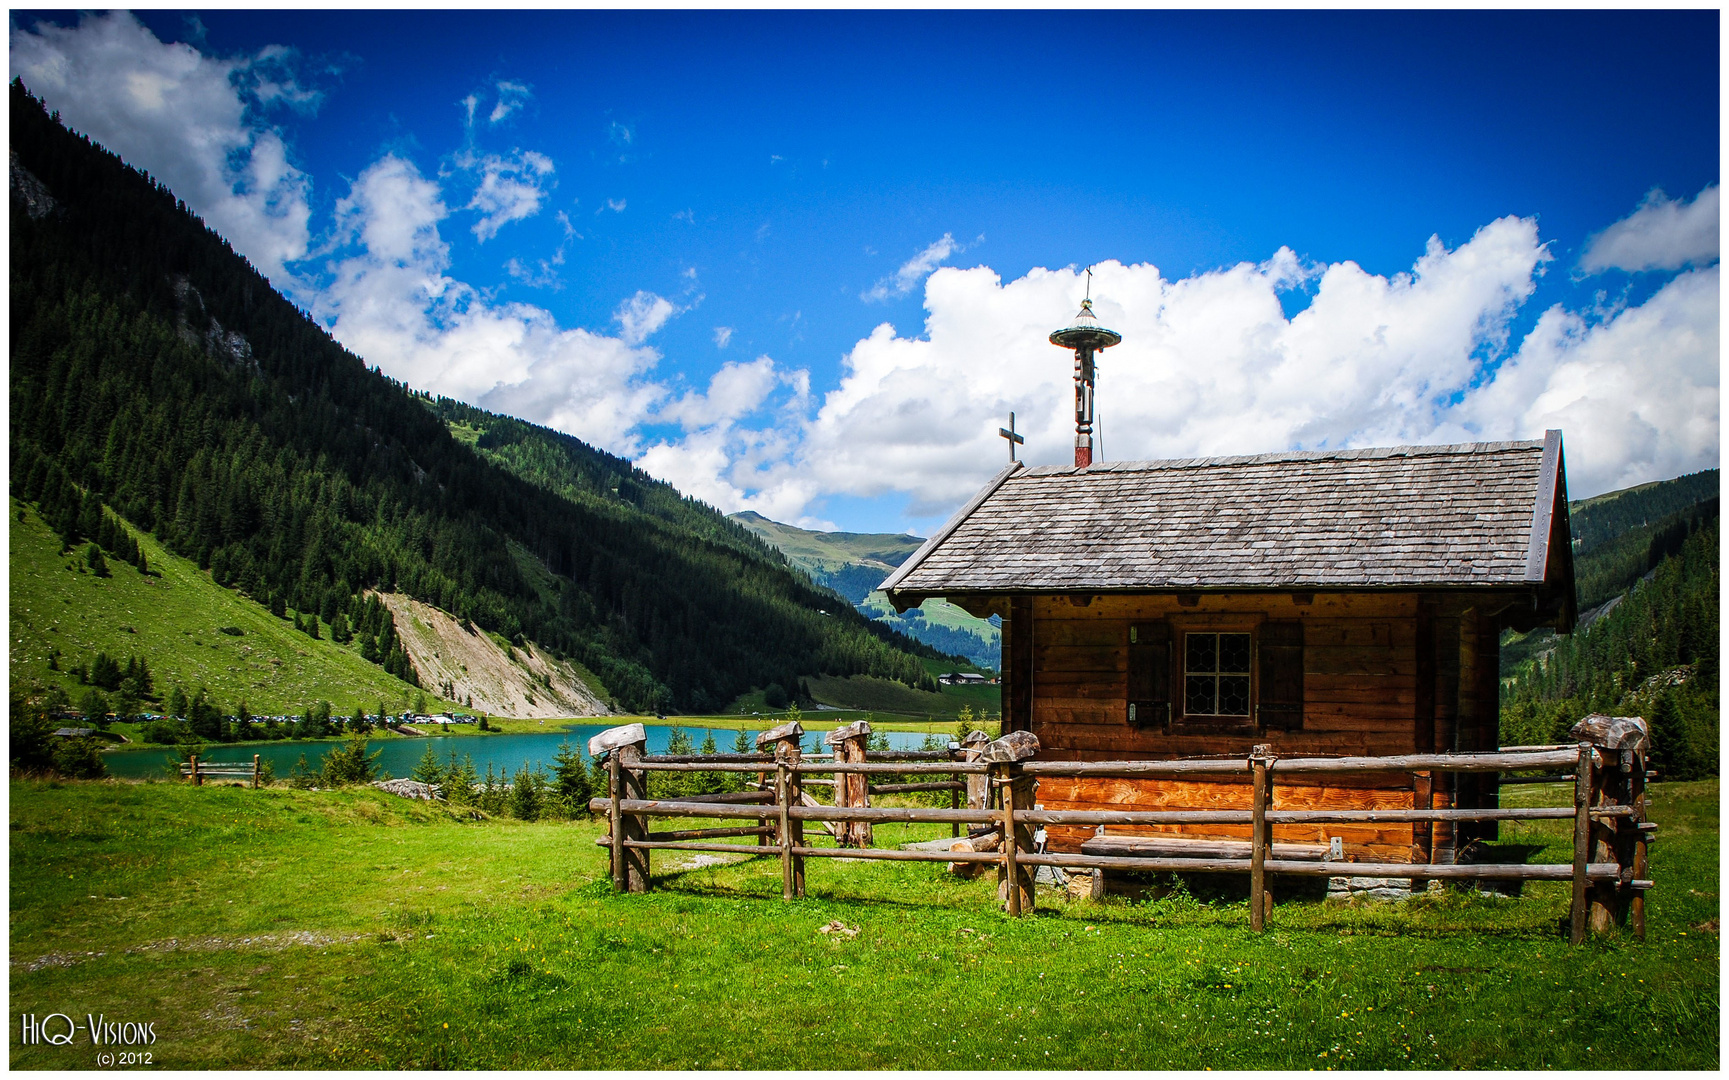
[{"xmin": 1168, "ymin": 613, "xmax": 1262, "ymax": 734}]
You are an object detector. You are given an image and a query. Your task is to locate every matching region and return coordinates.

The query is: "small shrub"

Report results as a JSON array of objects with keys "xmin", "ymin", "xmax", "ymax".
[
  {"xmin": 287, "ymin": 753, "xmax": 317, "ymax": 789},
  {"xmin": 50, "ymin": 735, "xmax": 108, "ymax": 778}
]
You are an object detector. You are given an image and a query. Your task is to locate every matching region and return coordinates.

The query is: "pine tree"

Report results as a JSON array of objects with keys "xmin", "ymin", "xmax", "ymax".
[{"xmin": 410, "ymin": 742, "xmax": 446, "ymax": 791}]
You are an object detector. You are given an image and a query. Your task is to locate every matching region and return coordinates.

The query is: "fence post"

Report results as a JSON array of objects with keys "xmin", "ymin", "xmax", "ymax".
[
  {"xmin": 252, "ymin": 754, "xmax": 261, "ymax": 790},
  {"xmin": 190, "ymin": 753, "xmax": 201, "ymax": 787},
  {"xmin": 589, "ymin": 723, "xmax": 649, "ymax": 894},
  {"xmin": 1630, "ymin": 743, "xmax": 1649, "ymax": 940},
  {"xmin": 825, "ymin": 720, "xmax": 872, "ymax": 849},
  {"xmin": 1570, "ymin": 713, "xmax": 1652, "ymax": 939},
  {"xmin": 961, "ymin": 729, "xmax": 991, "ymax": 821},
  {"xmin": 1410, "ymin": 769, "xmax": 1434, "ymax": 893},
  {"xmin": 758, "ymin": 720, "xmax": 805, "ymax": 900},
  {"xmin": 609, "ymin": 751, "xmax": 624, "ymax": 890},
  {"xmin": 1250, "ymin": 745, "xmax": 1273, "ymax": 931},
  {"xmin": 1570, "ymin": 741, "xmax": 1593, "ymax": 945},
  {"xmin": 984, "ymin": 731, "xmax": 1040, "ymax": 916}
]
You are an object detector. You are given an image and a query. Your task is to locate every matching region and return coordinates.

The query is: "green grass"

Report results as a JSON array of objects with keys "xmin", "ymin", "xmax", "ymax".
[
  {"xmin": 9, "ymin": 777, "xmax": 1718, "ymax": 1069},
  {"xmin": 9, "ymin": 499, "xmax": 459, "ymax": 716}
]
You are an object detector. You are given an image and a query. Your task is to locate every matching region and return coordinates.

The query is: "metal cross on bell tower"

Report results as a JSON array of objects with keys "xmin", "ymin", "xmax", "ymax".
[{"xmin": 1048, "ymin": 269, "xmax": 1122, "ymax": 468}]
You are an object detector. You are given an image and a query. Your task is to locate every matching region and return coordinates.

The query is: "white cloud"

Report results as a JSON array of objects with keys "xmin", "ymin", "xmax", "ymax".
[
  {"xmin": 659, "ymin": 356, "xmax": 780, "ymax": 430},
  {"xmin": 614, "ymin": 292, "xmax": 678, "ymax": 346},
  {"xmin": 862, "ymin": 232, "xmax": 960, "ymax": 302},
  {"xmin": 603, "ymin": 198, "xmax": 627, "ymax": 214},
  {"xmin": 490, "ymin": 80, "xmax": 530, "ymax": 124},
  {"xmin": 1444, "ymin": 266, "xmax": 1719, "ymax": 496},
  {"xmin": 720, "ymin": 212, "xmax": 1712, "ymax": 520},
  {"xmin": 791, "ymin": 219, "xmax": 1550, "ymax": 516},
  {"xmin": 1581, "ymin": 185, "xmax": 1719, "ymax": 274},
  {"xmin": 462, "ymin": 149, "xmax": 554, "ymax": 241},
  {"xmin": 316, "ymin": 155, "xmax": 666, "ymax": 455},
  {"xmin": 713, "ymin": 326, "xmax": 734, "ymax": 349},
  {"xmin": 636, "ymin": 360, "xmax": 817, "ymax": 523},
  {"xmin": 10, "ymin": 11, "xmax": 313, "ymax": 284}
]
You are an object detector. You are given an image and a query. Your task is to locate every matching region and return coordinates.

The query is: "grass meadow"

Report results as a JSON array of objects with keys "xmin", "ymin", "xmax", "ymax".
[{"xmin": 8, "ymin": 777, "xmax": 1718, "ymax": 1070}]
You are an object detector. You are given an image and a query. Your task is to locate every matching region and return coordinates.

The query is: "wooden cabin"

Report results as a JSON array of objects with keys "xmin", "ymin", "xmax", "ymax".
[{"xmin": 882, "ymin": 433, "xmax": 1577, "ymax": 871}]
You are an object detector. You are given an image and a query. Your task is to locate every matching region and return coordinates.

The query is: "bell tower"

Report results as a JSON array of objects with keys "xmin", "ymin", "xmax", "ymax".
[{"xmin": 1048, "ymin": 277, "xmax": 1121, "ymax": 468}]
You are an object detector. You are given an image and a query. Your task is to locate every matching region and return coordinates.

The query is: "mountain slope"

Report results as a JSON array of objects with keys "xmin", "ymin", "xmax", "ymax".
[
  {"xmin": 8, "ymin": 82, "xmax": 936, "ymax": 715},
  {"xmin": 1500, "ymin": 471, "xmax": 1719, "ymax": 779},
  {"xmin": 728, "ymin": 512, "xmax": 1002, "ymax": 670},
  {"xmin": 10, "ymin": 496, "xmax": 439, "ymax": 716}
]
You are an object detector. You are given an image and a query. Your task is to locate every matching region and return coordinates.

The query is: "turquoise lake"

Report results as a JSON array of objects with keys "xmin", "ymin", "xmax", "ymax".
[{"xmin": 101, "ymin": 723, "xmax": 941, "ymax": 781}]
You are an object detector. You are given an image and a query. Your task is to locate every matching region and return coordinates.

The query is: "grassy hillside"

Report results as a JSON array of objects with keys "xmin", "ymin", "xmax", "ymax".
[
  {"xmin": 8, "ymin": 776, "xmax": 1718, "ymax": 1068},
  {"xmin": 728, "ymin": 511, "xmax": 924, "ymax": 575},
  {"xmin": 9, "ymin": 498, "xmax": 454, "ymax": 717},
  {"xmin": 804, "ymin": 673, "xmax": 1000, "ymax": 717}
]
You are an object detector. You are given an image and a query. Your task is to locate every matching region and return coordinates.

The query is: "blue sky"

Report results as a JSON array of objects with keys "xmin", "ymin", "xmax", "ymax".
[{"xmin": 11, "ymin": 10, "xmax": 1720, "ymax": 534}]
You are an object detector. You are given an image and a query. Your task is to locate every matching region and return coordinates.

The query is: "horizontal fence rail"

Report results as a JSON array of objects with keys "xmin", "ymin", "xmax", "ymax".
[{"xmin": 585, "ymin": 720, "xmax": 1652, "ymax": 943}]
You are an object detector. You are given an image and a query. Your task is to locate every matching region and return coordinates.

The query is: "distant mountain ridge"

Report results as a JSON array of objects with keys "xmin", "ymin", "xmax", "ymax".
[{"xmin": 729, "ymin": 512, "xmax": 1001, "ymax": 670}]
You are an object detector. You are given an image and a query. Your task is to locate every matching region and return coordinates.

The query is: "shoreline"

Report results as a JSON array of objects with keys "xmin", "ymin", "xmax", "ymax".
[{"xmin": 99, "ymin": 711, "xmax": 992, "ymax": 755}]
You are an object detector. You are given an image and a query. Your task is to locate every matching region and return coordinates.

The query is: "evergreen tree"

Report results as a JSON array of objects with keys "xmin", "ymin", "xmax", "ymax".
[
  {"xmin": 410, "ymin": 742, "xmax": 446, "ymax": 791},
  {"xmin": 509, "ymin": 765, "xmax": 544, "ymax": 821},
  {"xmin": 552, "ymin": 742, "xmax": 592, "ymax": 811}
]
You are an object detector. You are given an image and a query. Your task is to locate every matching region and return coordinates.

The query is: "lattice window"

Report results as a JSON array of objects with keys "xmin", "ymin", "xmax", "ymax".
[{"xmin": 1183, "ymin": 632, "xmax": 1252, "ymax": 717}]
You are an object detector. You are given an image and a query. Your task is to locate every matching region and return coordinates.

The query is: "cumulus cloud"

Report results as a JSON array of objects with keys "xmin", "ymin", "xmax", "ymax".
[
  {"xmin": 614, "ymin": 291, "xmax": 678, "ymax": 346},
  {"xmin": 10, "ymin": 11, "xmax": 314, "ymax": 284},
  {"xmin": 636, "ymin": 360, "xmax": 817, "ymax": 523},
  {"xmin": 316, "ymin": 155, "xmax": 666, "ymax": 454},
  {"xmin": 1445, "ymin": 266, "xmax": 1719, "ymax": 495},
  {"xmin": 862, "ymin": 233, "xmax": 960, "ymax": 302},
  {"xmin": 461, "ymin": 149, "xmax": 554, "ymax": 241},
  {"xmin": 790, "ymin": 220, "xmax": 1549, "ymax": 515},
  {"xmin": 730, "ymin": 212, "xmax": 1712, "ymax": 520},
  {"xmin": 1581, "ymin": 185, "xmax": 1719, "ymax": 274}
]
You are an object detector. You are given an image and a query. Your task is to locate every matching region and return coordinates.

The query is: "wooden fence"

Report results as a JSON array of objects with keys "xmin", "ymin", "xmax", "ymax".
[
  {"xmin": 179, "ymin": 753, "xmax": 262, "ymax": 789},
  {"xmin": 586, "ymin": 715, "xmax": 1653, "ymax": 943}
]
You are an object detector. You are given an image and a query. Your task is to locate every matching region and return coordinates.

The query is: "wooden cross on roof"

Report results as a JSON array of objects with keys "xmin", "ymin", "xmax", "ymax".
[{"xmin": 998, "ymin": 411, "xmax": 1025, "ymax": 462}]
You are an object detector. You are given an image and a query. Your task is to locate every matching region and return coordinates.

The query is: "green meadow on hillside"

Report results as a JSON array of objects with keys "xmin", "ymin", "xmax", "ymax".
[
  {"xmin": 9, "ymin": 499, "xmax": 455, "ymax": 717},
  {"xmin": 7, "ymin": 777, "xmax": 1718, "ymax": 1069}
]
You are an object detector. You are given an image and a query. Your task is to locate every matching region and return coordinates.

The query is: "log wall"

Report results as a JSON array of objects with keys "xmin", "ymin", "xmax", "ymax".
[{"xmin": 1020, "ymin": 591, "xmax": 1517, "ymax": 862}]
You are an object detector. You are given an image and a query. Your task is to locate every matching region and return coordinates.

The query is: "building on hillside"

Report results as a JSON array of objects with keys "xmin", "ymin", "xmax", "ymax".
[
  {"xmin": 938, "ymin": 672, "xmax": 992, "ymax": 686},
  {"xmin": 882, "ymin": 432, "xmax": 1577, "ymax": 871}
]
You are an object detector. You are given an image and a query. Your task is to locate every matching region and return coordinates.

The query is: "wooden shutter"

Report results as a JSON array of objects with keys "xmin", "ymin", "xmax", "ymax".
[
  {"xmin": 1127, "ymin": 621, "xmax": 1172, "ymax": 731},
  {"xmin": 1257, "ymin": 620, "xmax": 1304, "ymax": 732}
]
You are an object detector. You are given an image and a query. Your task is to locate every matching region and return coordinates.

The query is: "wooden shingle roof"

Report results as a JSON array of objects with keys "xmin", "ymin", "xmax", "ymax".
[{"xmin": 883, "ymin": 432, "xmax": 1572, "ymax": 597}]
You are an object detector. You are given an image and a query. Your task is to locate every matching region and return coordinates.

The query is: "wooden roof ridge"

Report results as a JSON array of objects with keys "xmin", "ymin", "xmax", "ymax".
[
  {"xmin": 1014, "ymin": 436, "xmax": 1547, "ymax": 478},
  {"xmin": 880, "ymin": 432, "xmax": 1576, "ymax": 619}
]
